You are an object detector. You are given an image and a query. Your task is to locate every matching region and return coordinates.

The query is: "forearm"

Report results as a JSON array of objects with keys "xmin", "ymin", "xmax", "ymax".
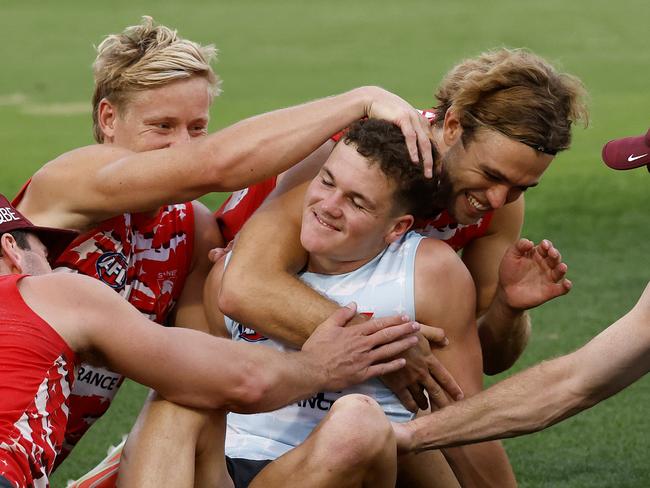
[
  {"xmin": 221, "ymin": 267, "xmax": 342, "ymax": 346},
  {"xmin": 406, "ymin": 298, "xmax": 650, "ymax": 451},
  {"xmin": 202, "ymin": 87, "xmax": 375, "ymax": 192},
  {"xmin": 478, "ymin": 297, "xmax": 531, "ymax": 375},
  {"xmin": 108, "ymin": 324, "xmax": 325, "ymax": 414},
  {"xmin": 220, "ymin": 345, "xmax": 326, "ymax": 414},
  {"xmin": 406, "ymin": 356, "xmax": 582, "ymax": 451}
]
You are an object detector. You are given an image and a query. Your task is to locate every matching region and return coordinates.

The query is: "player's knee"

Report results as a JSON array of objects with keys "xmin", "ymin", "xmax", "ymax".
[{"xmin": 323, "ymin": 394, "xmax": 394, "ymax": 464}]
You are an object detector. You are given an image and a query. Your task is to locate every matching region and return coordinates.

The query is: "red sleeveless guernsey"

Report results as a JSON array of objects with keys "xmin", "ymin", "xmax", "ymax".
[{"xmin": 0, "ymin": 274, "xmax": 76, "ymax": 488}]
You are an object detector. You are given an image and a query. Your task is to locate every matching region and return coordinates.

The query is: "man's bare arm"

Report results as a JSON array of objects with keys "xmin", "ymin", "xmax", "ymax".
[
  {"xmin": 22, "ymin": 273, "xmax": 419, "ymax": 414},
  {"xmin": 19, "ymin": 87, "xmax": 432, "ymax": 230},
  {"xmin": 397, "ymin": 281, "xmax": 650, "ymax": 451},
  {"xmin": 413, "ymin": 238, "xmax": 516, "ymax": 488},
  {"xmin": 169, "ymin": 201, "xmax": 224, "ymax": 334},
  {"xmin": 464, "ymin": 197, "xmax": 570, "ymax": 375}
]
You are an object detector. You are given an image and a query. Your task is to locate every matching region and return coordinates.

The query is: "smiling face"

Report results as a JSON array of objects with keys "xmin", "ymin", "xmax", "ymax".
[
  {"xmin": 300, "ymin": 142, "xmax": 414, "ymax": 275},
  {"xmin": 436, "ymin": 126, "xmax": 553, "ymax": 225},
  {"xmin": 98, "ymin": 76, "xmax": 211, "ymax": 153}
]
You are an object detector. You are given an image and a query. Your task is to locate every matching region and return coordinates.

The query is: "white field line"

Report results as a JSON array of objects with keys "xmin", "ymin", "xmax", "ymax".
[{"xmin": 0, "ymin": 92, "xmax": 89, "ymax": 115}]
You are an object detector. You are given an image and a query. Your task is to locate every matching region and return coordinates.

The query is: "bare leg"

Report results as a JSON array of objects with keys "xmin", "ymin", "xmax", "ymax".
[
  {"xmin": 396, "ymin": 406, "xmax": 460, "ymax": 488},
  {"xmin": 397, "ymin": 450, "xmax": 460, "ymax": 488},
  {"xmin": 118, "ymin": 391, "xmax": 230, "ymax": 488},
  {"xmin": 250, "ymin": 394, "xmax": 396, "ymax": 488}
]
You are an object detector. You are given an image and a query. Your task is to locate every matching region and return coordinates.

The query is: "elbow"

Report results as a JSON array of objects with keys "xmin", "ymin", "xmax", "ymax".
[
  {"xmin": 481, "ymin": 339, "xmax": 522, "ymax": 377},
  {"xmin": 217, "ymin": 275, "xmax": 248, "ymax": 322},
  {"xmin": 218, "ymin": 255, "xmax": 268, "ymax": 322},
  {"xmin": 483, "ymin": 355, "xmax": 517, "ymax": 377},
  {"xmin": 480, "ymin": 315, "xmax": 531, "ymax": 376}
]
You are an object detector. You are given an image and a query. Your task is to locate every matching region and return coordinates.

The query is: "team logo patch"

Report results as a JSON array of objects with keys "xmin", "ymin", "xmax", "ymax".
[
  {"xmin": 96, "ymin": 252, "xmax": 128, "ymax": 290},
  {"xmin": 237, "ymin": 324, "xmax": 268, "ymax": 342}
]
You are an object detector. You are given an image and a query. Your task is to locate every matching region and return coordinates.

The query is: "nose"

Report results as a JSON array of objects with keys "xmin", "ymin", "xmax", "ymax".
[
  {"xmin": 320, "ymin": 192, "xmax": 344, "ymax": 218},
  {"xmin": 166, "ymin": 129, "xmax": 192, "ymax": 148},
  {"xmin": 485, "ymin": 184, "xmax": 510, "ymax": 209}
]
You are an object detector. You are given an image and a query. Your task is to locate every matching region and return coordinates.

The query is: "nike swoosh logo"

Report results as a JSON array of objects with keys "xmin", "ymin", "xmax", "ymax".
[{"xmin": 627, "ymin": 154, "xmax": 648, "ymax": 162}]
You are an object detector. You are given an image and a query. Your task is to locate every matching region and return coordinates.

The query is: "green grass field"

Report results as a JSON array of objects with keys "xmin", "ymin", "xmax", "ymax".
[{"xmin": 1, "ymin": 1, "xmax": 648, "ymax": 486}]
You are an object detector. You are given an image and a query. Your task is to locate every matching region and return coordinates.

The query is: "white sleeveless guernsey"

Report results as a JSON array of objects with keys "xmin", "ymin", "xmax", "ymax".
[{"xmin": 224, "ymin": 231, "xmax": 425, "ymax": 460}]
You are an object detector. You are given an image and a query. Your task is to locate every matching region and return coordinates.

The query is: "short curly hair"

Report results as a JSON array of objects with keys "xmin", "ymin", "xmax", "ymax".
[
  {"xmin": 343, "ymin": 119, "xmax": 439, "ymax": 219},
  {"xmin": 92, "ymin": 16, "xmax": 220, "ymax": 142},
  {"xmin": 434, "ymin": 48, "xmax": 589, "ymax": 155}
]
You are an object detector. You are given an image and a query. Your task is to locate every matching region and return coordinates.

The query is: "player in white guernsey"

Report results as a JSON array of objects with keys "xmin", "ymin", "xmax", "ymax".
[
  {"xmin": 120, "ymin": 119, "xmax": 516, "ymax": 487},
  {"xmin": 224, "ymin": 230, "xmax": 423, "ymax": 460}
]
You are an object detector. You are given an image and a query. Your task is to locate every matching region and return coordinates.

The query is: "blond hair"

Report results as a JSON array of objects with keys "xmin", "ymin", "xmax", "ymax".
[
  {"xmin": 92, "ymin": 16, "xmax": 220, "ymax": 142},
  {"xmin": 434, "ymin": 48, "xmax": 588, "ymax": 155}
]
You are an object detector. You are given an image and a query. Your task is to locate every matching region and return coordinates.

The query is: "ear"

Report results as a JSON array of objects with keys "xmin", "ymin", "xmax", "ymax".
[
  {"xmin": 385, "ymin": 215, "xmax": 415, "ymax": 244},
  {"xmin": 97, "ymin": 98, "xmax": 119, "ymax": 142},
  {"xmin": 0, "ymin": 234, "xmax": 25, "ymax": 274},
  {"xmin": 442, "ymin": 109, "xmax": 463, "ymax": 147}
]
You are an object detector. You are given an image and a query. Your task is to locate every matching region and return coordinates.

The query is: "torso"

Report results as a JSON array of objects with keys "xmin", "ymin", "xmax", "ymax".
[
  {"xmin": 14, "ymin": 181, "xmax": 195, "ymax": 464},
  {"xmin": 223, "ymin": 231, "xmax": 424, "ymax": 461},
  {"xmin": 0, "ymin": 275, "xmax": 76, "ymax": 488}
]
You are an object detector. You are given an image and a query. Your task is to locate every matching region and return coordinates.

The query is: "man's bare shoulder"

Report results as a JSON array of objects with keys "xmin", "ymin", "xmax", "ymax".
[
  {"xmin": 19, "ymin": 144, "xmax": 134, "ymax": 228},
  {"xmin": 31, "ymin": 144, "xmax": 133, "ymax": 184},
  {"xmin": 22, "ymin": 272, "xmax": 112, "ymax": 304},
  {"xmin": 414, "ymin": 237, "xmax": 476, "ymax": 327},
  {"xmin": 18, "ymin": 272, "xmax": 122, "ymax": 352},
  {"xmin": 415, "ymin": 237, "xmax": 471, "ymax": 282}
]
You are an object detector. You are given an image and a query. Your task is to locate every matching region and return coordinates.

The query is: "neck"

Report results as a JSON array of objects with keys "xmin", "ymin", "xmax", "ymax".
[{"xmin": 306, "ymin": 250, "xmax": 384, "ymax": 275}]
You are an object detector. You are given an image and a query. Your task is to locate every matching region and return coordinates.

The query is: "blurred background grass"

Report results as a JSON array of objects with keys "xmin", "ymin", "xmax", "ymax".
[{"xmin": 1, "ymin": 1, "xmax": 648, "ymax": 486}]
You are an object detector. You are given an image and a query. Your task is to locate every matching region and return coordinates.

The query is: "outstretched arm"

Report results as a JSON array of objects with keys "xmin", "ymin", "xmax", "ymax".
[
  {"xmin": 23, "ymin": 273, "xmax": 419, "ymax": 414},
  {"xmin": 19, "ymin": 87, "xmax": 432, "ymax": 230},
  {"xmin": 396, "ymin": 281, "xmax": 650, "ymax": 451}
]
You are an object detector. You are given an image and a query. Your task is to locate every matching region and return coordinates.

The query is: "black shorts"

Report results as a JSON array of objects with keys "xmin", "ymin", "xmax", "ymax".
[
  {"xmin": 0, "ymin": 474, "xmax": 14, "ymax": 488},
  {"xmin": 226, "ymin": 456, "xmax": 272, "ymax": 488}
]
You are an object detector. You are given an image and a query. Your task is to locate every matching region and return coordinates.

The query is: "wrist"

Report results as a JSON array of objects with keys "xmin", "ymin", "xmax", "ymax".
[
  {"xmin": 494, "ymin": 286, "xmax": 527, "ymax": 318},
  {"xmin": 404, "ymin": 420, "xmax": 424, "ymax": 453},
  {"xmin": 350, "ymin": 86, "xmax": 380, "ymax": 117},
  {"xmin": 296, "ymin": 350, "xmax": 330, "ymax": 391}
]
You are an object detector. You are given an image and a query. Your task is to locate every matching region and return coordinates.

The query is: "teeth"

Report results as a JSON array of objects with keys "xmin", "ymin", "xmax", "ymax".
[
  {"xmin": 467, "ymin": 194, "xmax": 489, "ymax": 211},
  {"xmin": 315, "ymin": 213, "xmax": 338, "ymax": 231}
]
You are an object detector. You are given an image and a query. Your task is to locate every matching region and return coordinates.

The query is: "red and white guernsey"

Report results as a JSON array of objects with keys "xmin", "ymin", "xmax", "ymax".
[
  {"xmin": 13, "ymin": 185, "xmax": 195, "ymax": 466},
  {"xmin": 215, "ymin": 109, "xmax": 493, "ymax": 250},
  {"xmin": 0, "ymin": 274, "xmax": 76, "ymax": 488}
]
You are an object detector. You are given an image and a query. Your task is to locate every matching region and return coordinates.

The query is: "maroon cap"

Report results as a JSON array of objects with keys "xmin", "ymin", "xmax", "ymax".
[
  {"xmin": 602, "ymin": 128, "xmax": 650, "ymax": 171},
  {"xmin": 0, "ymin": 194, "xmax": 78, "ymax": 264}
]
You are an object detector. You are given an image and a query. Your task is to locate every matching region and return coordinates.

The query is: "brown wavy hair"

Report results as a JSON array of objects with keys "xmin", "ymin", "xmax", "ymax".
[
  {"xmin": 343, "ymin": 119, "xmax": 439, "ymax": 219},
  {"xmin": 434, "ymin": 48, "xmax": 589, "ymax": 155}
]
